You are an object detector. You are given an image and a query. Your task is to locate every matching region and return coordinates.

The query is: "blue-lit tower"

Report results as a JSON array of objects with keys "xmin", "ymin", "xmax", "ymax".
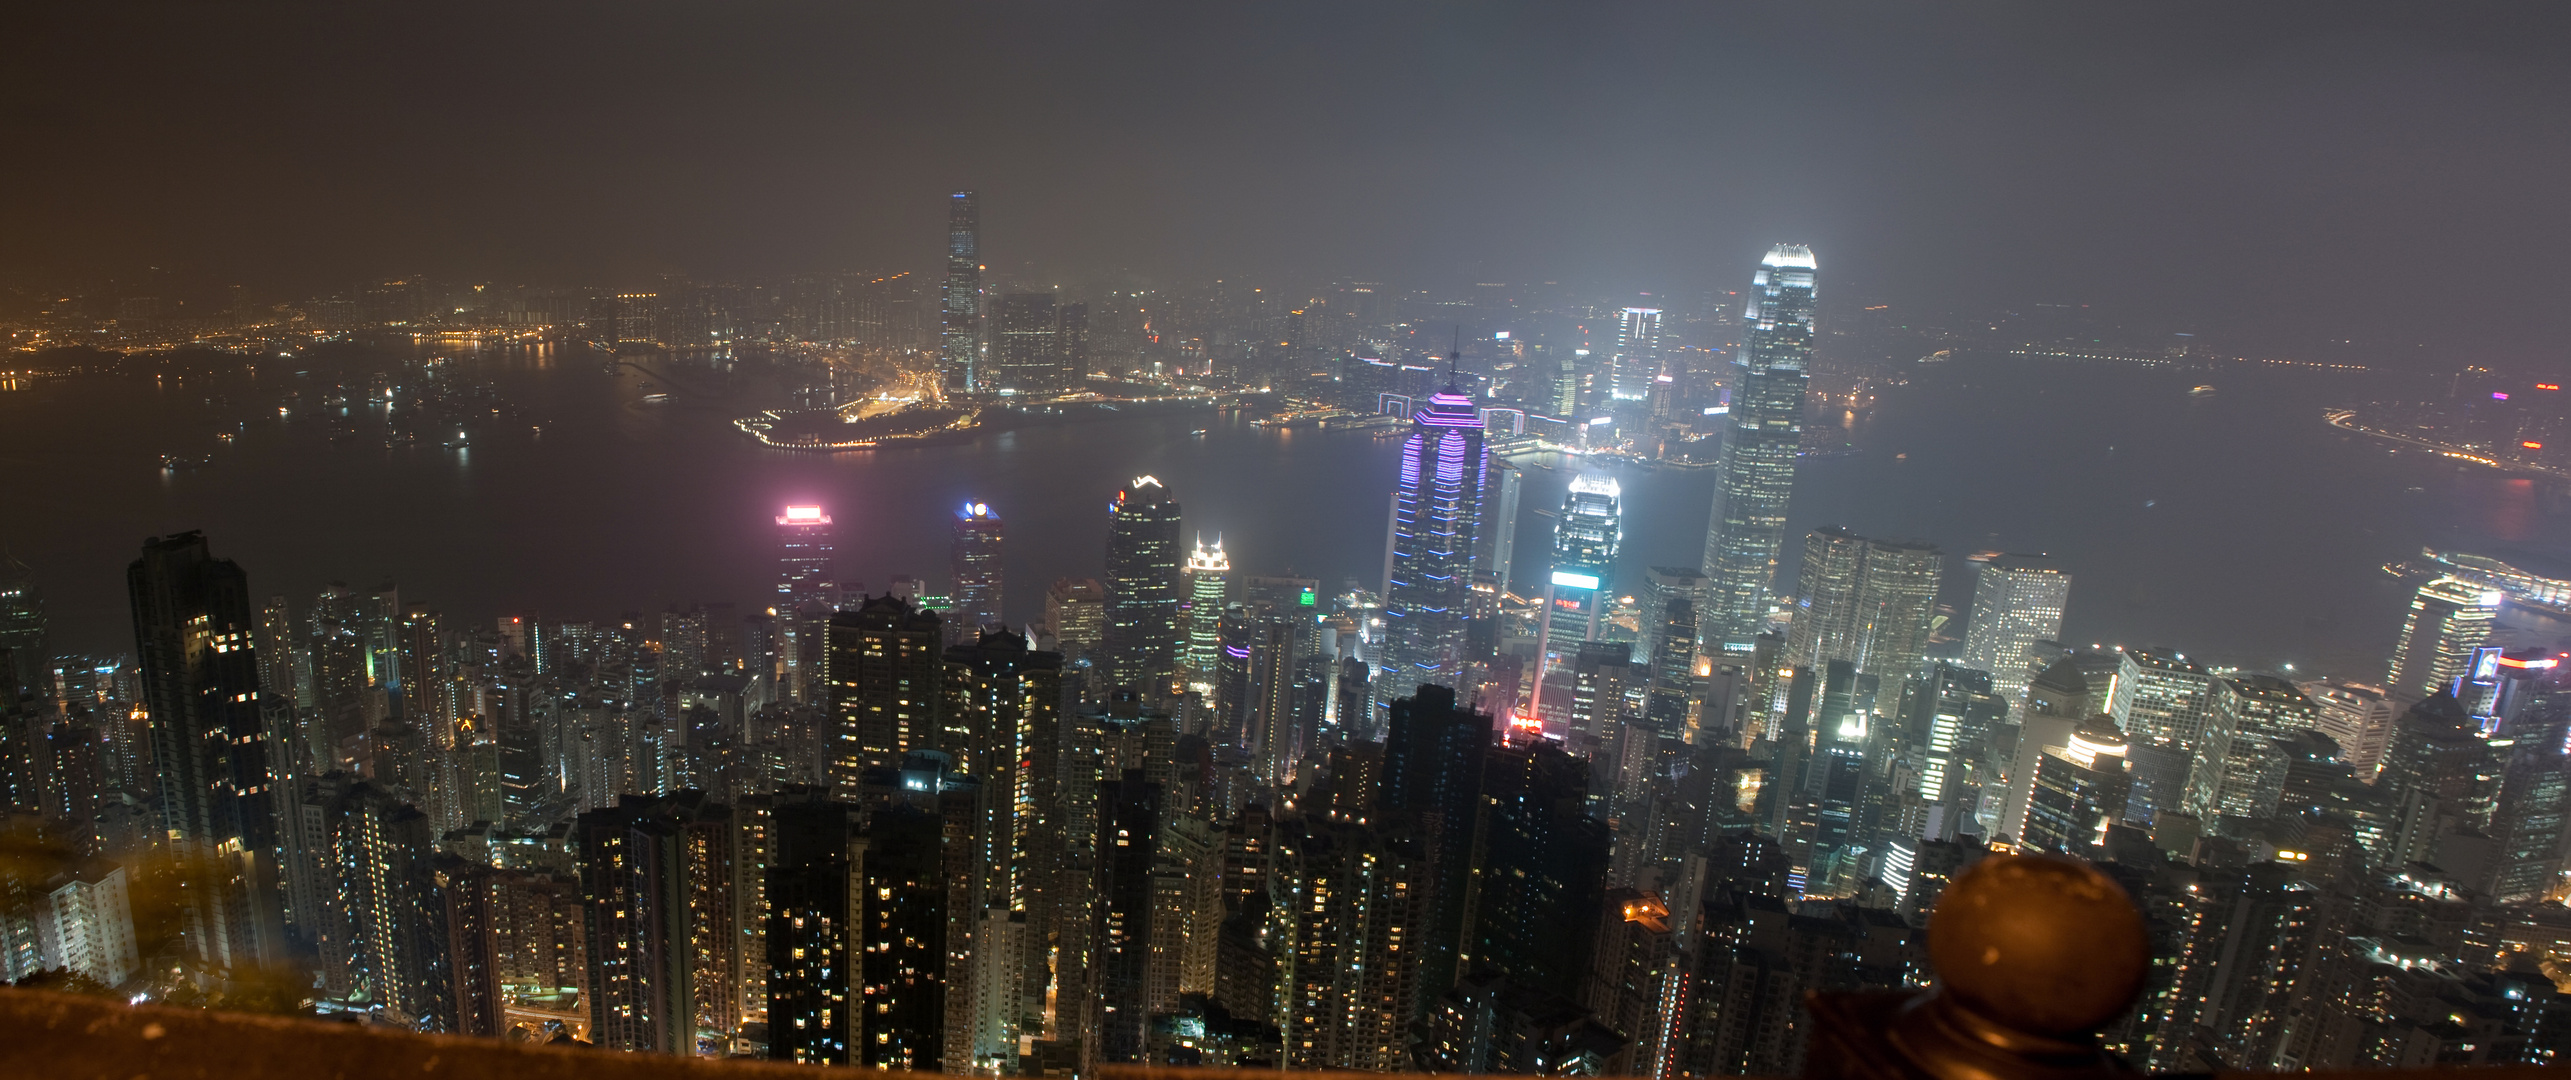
[{"xmin": 1379, "ymin": 382, "xmax": 1487, "ymax": 706}]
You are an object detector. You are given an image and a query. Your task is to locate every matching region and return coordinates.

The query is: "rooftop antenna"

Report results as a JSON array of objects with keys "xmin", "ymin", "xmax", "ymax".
[{"xmin": 1448, "ymin": 325, "xmax": 1462, "ymax": 385}]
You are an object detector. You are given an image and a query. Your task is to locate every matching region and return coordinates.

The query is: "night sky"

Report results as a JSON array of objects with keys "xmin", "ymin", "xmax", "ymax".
[{"xmin": 5, "ymin": 2, "xmax": 2568, "ymax": 365}]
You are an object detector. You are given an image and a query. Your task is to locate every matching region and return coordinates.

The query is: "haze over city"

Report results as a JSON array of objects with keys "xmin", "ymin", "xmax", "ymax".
[{"xmin": 4, "ymin": 3, "xmax": 2571, "ymax": 1077}]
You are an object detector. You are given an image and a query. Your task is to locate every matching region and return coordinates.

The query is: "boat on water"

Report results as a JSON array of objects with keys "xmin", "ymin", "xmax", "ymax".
[
  {"xmin": 160, "ymin": 453, "xmax": 209, "ymax": 470},
  {"xmin": 2189, "ymin": 385, "xmax": 2218, "ymax": 397},
  {"xmin": 1189, "ymin": 428, "xmax": 1208, "ymax": 436},
  {"xmin": 641, "ymin": 393, "xmax": 670, "ymax": 404}
]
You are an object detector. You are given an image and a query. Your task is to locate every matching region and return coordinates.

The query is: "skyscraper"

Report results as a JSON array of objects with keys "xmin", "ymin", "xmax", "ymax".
[
  {"xmin": 941, "ymin": 190, "xmax": 982, "ymax": 391},
  {"xmin": 0, "ymin": 550, "xmax": 45, "ymax": 701},
  {"xmin": 1700, "ymin": 245, "xmax": 1817, "ymax": 652},
  {"xmin": 776, "ymin": 505, "xmax": 835, "ymax": 609},
  {"xmin": 1545, "ymin": 474, "xmax": 1622, "ymax": 644},
  {"xmin": 1611, "ymin": 306, "xmax": 1664, "ymax": 401},
  {"xmin": 1104, "ymin": 476, "xmax": 1186, "ymax": 696},
  {"xmin": 951, "ymin": 501, "xmax": 1004, "ymax": 644},
  {"xmin": 1380, "ymin": 383, "xmax": 1487, "ymax": 705},
  {"xmin": 128, "ymin": 531, "xmax": 289, "ymax": 971},
  {"xmin": 1785, "ymin": 527, "xmax": 1942, "ymax": 683},
  {"xmin": 1183, "ymin": 536, "xmax": 1231, "ymax": 692},
  {"xmin": 1959, "ymin": 553, "xmax": 2072, "ymax": 710},
  {"xmin": 2384, "ymin": 575, "xmax": 2501, "ymax": 704},
  {"xmin": 995, "ymin": 293, "xmax": 1062, "ymax": 393}
]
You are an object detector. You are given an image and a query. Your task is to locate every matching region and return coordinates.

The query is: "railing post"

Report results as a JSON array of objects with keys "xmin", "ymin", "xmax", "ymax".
[{"xmin": 1805, "ymin": 853, "xmax": 2150, "ymax": 1080}]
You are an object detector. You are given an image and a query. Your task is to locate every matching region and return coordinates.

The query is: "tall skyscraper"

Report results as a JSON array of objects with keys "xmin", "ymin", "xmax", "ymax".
[
  {"xmin": 2384, "ymin": 575, "xmax": 2501, "ymax": 704},
  {"xmin": 951, "ymin": 501, "xmax": 1004, "ymax": 644},
  {"xmin": 1044, "ymin": 577, "xmax": 1107, "ymax": 668},
  {"xmin": 1785, "ymin": 526, "xmax": 1942, "ymax": 683},
  {"xmin": 1611, "ymin": 306, "xmax": 1664, "ymax": 400},
  {"xmin": 1380, "ymin": 383, "xmax": 1487, "ymax": 705},
  {"xmin": 1183, "ymin": 536, "xmax": 1231, "ymax": 692},
  {"xmin": 1104, "ymin": 476, "xmax": 1186, "ymax": 696},
  {"xmin": 1544, "ymin": 474, "xmax": 1622, "ymax": 644},
  {"xmin": 1700, "ymin": 245, "xmax": 1817, "ymax": 652},
  {"xmin": 128, "ymin": 531, "xmax": 289, "ymax": 971},
  {"xmin": 1959, "ymin": 553, "xmax": 2072, "ymax": 710},
  {"xmin": 776, "ymin": 504, "xmax": 835, "ymax": 609},
  {"xmin": 941, "ymin": 190, "xmax": 982, "ymax": 391}
]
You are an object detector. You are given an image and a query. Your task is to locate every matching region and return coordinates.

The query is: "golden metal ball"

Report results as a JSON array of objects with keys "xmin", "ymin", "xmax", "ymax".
[{"xmin": 1926, "ymin": 853, "xmax": 2150, "ymax": 1038}]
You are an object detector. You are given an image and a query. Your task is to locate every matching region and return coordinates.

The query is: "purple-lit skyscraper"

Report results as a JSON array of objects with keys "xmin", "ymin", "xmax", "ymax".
[
  {"xmin": 1379, "ymin": 380, "xmax": 1487, "ymax": 709},
  {"xmin": 950, "ymin": 501, "xmax": 1004, "ymax": 643},
  {"xmin": 777, "ymin": 505, "xmax": 836, "ymax": 610}
]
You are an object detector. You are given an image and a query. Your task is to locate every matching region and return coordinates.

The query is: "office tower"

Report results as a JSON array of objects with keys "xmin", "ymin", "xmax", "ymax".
[
  {"xmin": 1044, "ymin": 577, "xmax": 1108, "ymax": 668},
  {"xmin": 1612, "ymin": 305, "xmax": 1664, "ymax": 400},
  {"xmin": 2108, "ymin": 649, "xmax": 2218, "ymax": 823},
  {"xmin": 776, "ymin": 505, "xmax": 836, "ymax": 610},
  {"xmin": 1700, "ymin": 245, "xmax": 1816, "ymax": 651},
  {"xmin": 1960, "ymin": 553, "xmax": 2072, "ymax": 710},
  {"xmin": 1105, "ymin": 476, "xmax": 1186, "ymax": 696},
  {"xmin": 2180, "ymin": 674, "xmax": 2320, "ymax": 830},
  {"xmin": 0, "ymin": 551, "xmax": 42, "ymax": 701},
  {"xmin": 1059, "ymin": 302, "xmax": 1090, "ymax": 385},
  {"xmin": 317, "ymin": 782, "xmax": 455, "ymax": 1029},
  {"xmin": 951, "ymin": 501, "xmax": 1005, "ymax": 644},
  {"xmin": 995, "ymin": 293, "xmax": 1062, "ymax": 393},
  {"xmin": 2374, "ymin": 691, "xmax": 2505, "ymax": 869},
  {"xmin": 2300, "ymin": 679, "xmax": 2398, "ymax": 776},
  {"xmin": 128, "ymin": 531, "xmax": 289, "ymax": 972},
  {"xmin": 2020, "ymin": 717, "xmax": 2132, "ymax": 854},
  {"xmin": 1786, "ymin": 527, "xmax": 1942, "ymax": 682},
  {"xmin": 1220, "ymin": 604, "xmax": 1306, "ymax": 787},
  {"xmin": 1545, "ymin": 474, "xmax": 1622, "ymax": 644},
  {"xmin": 1910, "ymin": 662, "xmax": 2003, "ymax": 808},
  {"xmin": 1482, "ymin": 460, "xmax": 1523, "ymax": 598},
  {"xmin": 823, "ymin": 596, "xmax": 944, "ymax": 786},
  {"xmin": 2385, "ymin": 576, "xmax": 2501, "ymax": 703},
  {"xmin": 941, "ymin": 190, "xmax": 982, "ymax": 391},
  {"xmin": 1183, "ymin": 537, "xmax": 1231, "ymax": 692},
  {"xmin": 1380, "ymin": 384, "xmax": 1488, "ymax": 705}
]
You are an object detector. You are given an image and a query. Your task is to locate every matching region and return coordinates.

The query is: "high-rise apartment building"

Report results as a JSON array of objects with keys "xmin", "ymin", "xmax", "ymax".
[
  {"xmin": 1183, "ymin": 536, "xmax": 1231, "ymax": 692},
  {"xmin": 1700, "ymin": 246, "xmax": 1816, "ymax": 651},
  {"xmin": 2300, "ymin": 679, "xmax": 2398, "ymax": 776},
  {"xmin": 1105, "ymin": 476, "xmax": 1186, "ymax": 696},
  {"xmin": 1380, "ymin": 385, "xmax": 1487, "ymax": 705},
  {"xmin": 1959, "ymin": 553, "xmax": 2071, "ymax": 710},
  {"xmin": 951, "ymin": 501, "xmax": 1004, "ymax": 644},
  {"xmin": 941, "ymin": 190, "xmax": 982, "ymax": 391},
  {"xmin": 2385, "ymin": 576, "xmax": 2501, "ymax": 704},
  {"xmin": 1785, "ymin": 527, "xmax": 1941, "ymax": 683},
  {"xmin": 128, "ymin": 531, "xmax": 289, "ymax": 971},
  {"xmin": 823, "ymin": 596, "xmax": 944, "ymax": 785}
]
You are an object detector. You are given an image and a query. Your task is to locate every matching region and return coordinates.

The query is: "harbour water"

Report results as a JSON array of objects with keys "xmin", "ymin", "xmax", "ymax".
[{"xmin": 6, "ymin": 343, "xmax": 2565, "ymax": 679}]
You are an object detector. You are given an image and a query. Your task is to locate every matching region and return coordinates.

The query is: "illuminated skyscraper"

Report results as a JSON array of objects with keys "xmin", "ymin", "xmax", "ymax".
[
  {"xmin": 776, "ymin": 505, "xmax": 835, "ymax": 610},
  {"xmin": 1959, "ymin": 553, "xmax": 2072, "ymax": 710},
  {"xmin": 128, "ymin": 531, "xmax": 290, "ymax": 972},
  {"xmin": 995, "ymin": 293, "xmax": 1062, "ymax": 393},
  {"xmin": 823, "ymin": 596, "xmax": 944, "ymax": 784},
  {"xmin": 1611, "ymin": 306, "xmax": 1664, "ymax": 400},
  {"xmin": 1700, "ymin": 245, "xmax": 1816, "ymax": 651},
  {"xmin": 0, "ymin": 550, "xmax": 45, "ymax": 699},
  {"xmin": 951, "ymin": 501, "xmax": 1004, "ymax": 644},
  {"xmin": 1380, "ymin": 383, "xmax": 1487, "ymax": 705},
  {"xmin": 1104, "ymin": 476, "xmax": 1186, "ymax": 695},
  {"xmin": 1183, "ymin": 536, "xmax": 1231, "ymax": 692},
  {"xmin": 941, "ymin": 190, "xmax": 982, "ymax": 391},
  {"xmin": 2384, "ymin": 576, "xmax": 2501, "ymax": 704},
  {"xmin": 1544, "ymin": 474, "xmax": 1622, "ymax": 644}
]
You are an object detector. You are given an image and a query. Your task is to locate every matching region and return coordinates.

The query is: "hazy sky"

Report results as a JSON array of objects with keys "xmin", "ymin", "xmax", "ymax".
[{"xmin": 6, "ymin": 2, "xmax": 2568, "ymax": 363}]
